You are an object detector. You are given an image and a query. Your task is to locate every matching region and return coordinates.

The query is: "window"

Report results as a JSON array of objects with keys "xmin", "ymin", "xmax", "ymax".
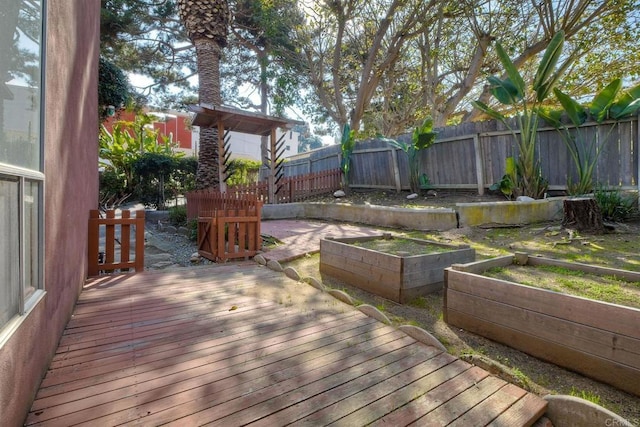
[{"xmin": 0, "ymin": 0, "xmax": 45, "ymax": 339}]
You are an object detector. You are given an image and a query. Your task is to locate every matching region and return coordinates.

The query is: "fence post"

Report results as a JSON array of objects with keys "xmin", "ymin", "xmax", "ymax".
[
  {"xmin": 121, "ymin": 210, "xmax": 131, "ymax": 271},
  {"xmin": 473, "ymin": 133, "xmax": 485, "ymax": 195},
  {"xmin": 637, "ymin": 112, "xmax": 640, "ymax": 203},
  {"xmin": 88, "ymin": 210, "xmax": 100, "ymax": 277},
  {"xmin": 134, "ymin": 210, "xmax": 145, "ymax": 272}
]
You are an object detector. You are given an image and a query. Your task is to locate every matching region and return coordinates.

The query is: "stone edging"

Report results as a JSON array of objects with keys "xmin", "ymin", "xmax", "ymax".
[
  {"xmin": 259, "ymin": 256, "xmax": 447, "ymax": 354},
  {"xmin": 543, "ymin": 395, "xmax": 633, "ymax": 426}
]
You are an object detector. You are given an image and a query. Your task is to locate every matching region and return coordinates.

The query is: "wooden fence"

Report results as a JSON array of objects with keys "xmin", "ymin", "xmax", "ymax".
[
  {"xmin": 283, "ymin": 116, "xmax": 640, "ymax": 194},
  {"xmin": 208, "ymin": 169, "xmax": 341, "ymax": 206},
  {"xmin": 186, "ymin": 190, "xmax": 262, "ymax": 220},
  {"xmin": 87, "ymin": 209, "xmax": 145, "ymax": 277},
  {"xmin": 186, "ymin": 191, "xmax": 263, "ymax": 262}
]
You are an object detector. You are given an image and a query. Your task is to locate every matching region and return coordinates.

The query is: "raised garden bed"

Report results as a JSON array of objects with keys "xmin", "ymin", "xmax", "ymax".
[
  {"xmin": 444, "ymin": 252, "xmax": 640, "ymax": 396},
  {"xmin": 320, "ymin": 233, "xmax": 475, "ymax": 303}
]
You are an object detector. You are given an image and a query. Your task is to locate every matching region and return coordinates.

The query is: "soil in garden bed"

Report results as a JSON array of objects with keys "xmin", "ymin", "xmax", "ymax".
[
  {"xmin": 350, "ymin": 237, "xmax": 454, "ymax": 255},
  {"xmin": 483, "ymin": 264, "xmax": 640, "ymax": 309}
]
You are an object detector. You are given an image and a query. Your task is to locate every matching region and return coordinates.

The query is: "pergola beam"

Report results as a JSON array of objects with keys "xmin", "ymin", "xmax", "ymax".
[{"xmin": 189, "ymin": 103, "xmax": 304, "ymax": 202}]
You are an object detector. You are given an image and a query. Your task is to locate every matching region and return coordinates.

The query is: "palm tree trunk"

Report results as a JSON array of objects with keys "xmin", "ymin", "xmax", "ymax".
[{"xmin": 194, "ymin": 39, "xmax": 223, "ymax": 189}]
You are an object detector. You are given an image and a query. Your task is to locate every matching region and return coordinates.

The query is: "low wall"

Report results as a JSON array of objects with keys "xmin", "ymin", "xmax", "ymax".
[
  {"xmin": 262, "ymin": 198, "xmax": 566, "ymax": 230},
  {"xmin": 456, "ymin": 197, "xmax": 564, "ymax": 227},
  {"xmin": 263, "ymin": 202, "xmax": 458, "ymax": 231},
  {"xmin": 444, "ymin": 254, "xmax": 640, "ymax": 396}
]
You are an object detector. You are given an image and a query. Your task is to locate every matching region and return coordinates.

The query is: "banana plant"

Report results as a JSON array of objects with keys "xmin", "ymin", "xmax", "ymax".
[
  {"xmin": 539, "ymin": 79, "xmax": 640, "ymax": 195},
  {"xmin": 472, "ymin": 31, "xmax": 565, "ymax": 199},
  {"xmin": 340, "ymin": 123, "xmax": 356, "ymax": 191},
  {"xmin": 100, "ymin": 113, "xmax": 184, "ymax": 195},
  {"xmin": 382, "ymin": 116, "xmax": 438, "ymax": 193}
]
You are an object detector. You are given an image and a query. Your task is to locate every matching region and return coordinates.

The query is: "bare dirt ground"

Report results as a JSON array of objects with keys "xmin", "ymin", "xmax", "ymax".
[{"xmin": 282, "ymin": 189, "xmax": 640, "ymax": 421}]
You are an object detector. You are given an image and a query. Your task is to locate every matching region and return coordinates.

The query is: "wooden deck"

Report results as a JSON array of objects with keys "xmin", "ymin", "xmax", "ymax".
[{"xmin": 26, "ymin": 264, "xmax": 546, "ymax": 426}]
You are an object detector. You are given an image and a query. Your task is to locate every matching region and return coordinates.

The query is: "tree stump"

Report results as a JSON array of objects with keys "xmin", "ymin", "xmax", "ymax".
[{"xmin": 562, "ymin": 197, "xmax": 604, "ymax": 234}]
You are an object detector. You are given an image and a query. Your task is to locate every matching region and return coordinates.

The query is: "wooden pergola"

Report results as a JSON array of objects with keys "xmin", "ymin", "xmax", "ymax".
[{"xmin": 190, "ymin": 103, "xmax": 304, "ymax": 203}]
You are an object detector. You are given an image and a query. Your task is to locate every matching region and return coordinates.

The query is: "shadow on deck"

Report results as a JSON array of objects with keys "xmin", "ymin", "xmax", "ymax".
[{"xmin": 26, "ymin": 264, "xmax": 546, "ymax": 426}]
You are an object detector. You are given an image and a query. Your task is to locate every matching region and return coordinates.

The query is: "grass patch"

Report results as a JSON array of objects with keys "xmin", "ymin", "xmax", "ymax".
[
  {"xmin": 483, "ymin": 264, "xmax": 640, "ymax": 308},
  {"xmin": 351, "ymin": 237, "xmax": 454, "ymax": 255},
  {"xmin": 569, "ymin": 387, "xmax": 602, "ymax": 405}
]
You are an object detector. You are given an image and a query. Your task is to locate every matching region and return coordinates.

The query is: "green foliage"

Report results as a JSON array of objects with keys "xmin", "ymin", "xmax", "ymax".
[
  {"xmin": 168, "ymin": 204, "xmax": 188, "ymax": 226},
  {"xmin": 340, "ymin": 124, "xmax": 356, "ymax": 189},
  {"xmin": 133, "ymin": 152, "xmax": 176, "ymax": 209},
  {"xmin": 382, "ymin": 117, "xmax": 438, "ymax": 193},
  {"xmin": 473, "ymin": 31, "xmax": 566, "ymax": 199},
  {"xmin": 172, "ymin": 157, "xmax": 198, "ymax": 194},
  {"xmin": 98, "ymin": 57, "xmax": 132, "ymax": 121},
  {"xmin": 594, "ymin": 186, "xmax": 637, "ymax": 222},
  {"xmin": 489, "ymin": 157, "xmax": 517, "ymax": 199},
  {"xmin": 539, "ymin": 80, "xmax": 640, "ymax": 195},
  {"xmin": 100, "ymin": 0, "xmax": 192, "ymax": 103},
  {"xmin": 228, "ymin": 0, "xmax": 305, "ymax": 116},
  {"xmin": 225, "ymin": 158, "xmax": 261, "ymax": 186},
  {"xmin": 99, "ymin": 112, "xmax": 192, "ymax": 208},
  {"xmin": 569, "ymin": 388, "xmax": 601, "ymax": 405},
  {"xmin": 99, "ymin": 169, "xmax": 130, "ymax": 208},
  {"xmin": 298, "ymin": 134, "xmax": 323, "ymax": 153}
]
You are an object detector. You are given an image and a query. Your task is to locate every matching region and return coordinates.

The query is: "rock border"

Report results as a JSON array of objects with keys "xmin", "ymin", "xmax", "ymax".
[{"xmin": 256, "ymin": 257, "xmax": 450, "ymax": 352}]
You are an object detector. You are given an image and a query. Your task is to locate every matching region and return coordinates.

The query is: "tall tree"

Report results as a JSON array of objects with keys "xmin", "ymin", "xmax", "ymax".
[
  {"xmin": 225, "ymin": 0, "xmax": 305, "ymax": 161},
  {"xmin": 297, "ymin": 0, "xmax": 639, "ymax": 135},
  {"xmin": 298, "ymin": 0, "xmax": 438, "ymax": 134},
  {"xmin": 177, "ymin": 0, "xmax": 229, "ymax": 189},
  {"xmin": 463, "ymin": 0, "xmax": 640, "ymax": 123},
  {"xmin": 101, "ymin": 0, "xmax": 195, "ymax": 101}
]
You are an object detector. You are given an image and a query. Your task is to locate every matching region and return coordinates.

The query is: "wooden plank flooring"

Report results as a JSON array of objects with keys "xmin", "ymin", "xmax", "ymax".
[{"xmin": 27, "ymin": 264, "xmax": 546, "ymax": 426}]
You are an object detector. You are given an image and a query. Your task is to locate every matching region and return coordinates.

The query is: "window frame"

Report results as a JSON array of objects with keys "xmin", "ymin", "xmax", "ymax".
[{"xmin": 0, "ymin": 0, "xmax": 46, "ymax": 347}]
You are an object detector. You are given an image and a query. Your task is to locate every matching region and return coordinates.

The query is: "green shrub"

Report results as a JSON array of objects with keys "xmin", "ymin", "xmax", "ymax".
[
  {"xmin": 225, "ymin": 158, "xmax": 261, "ymax": 186},
  {"xmin": 594, "ymin": 186, "xmax": 636, "ymax": 222},
  {"xmin": 168, "ymin": 204, "xmax": 188, "ymax": 226},
  {"xmin": 99, "ymin": 169, "xmax": 127, "ymax": 200}
]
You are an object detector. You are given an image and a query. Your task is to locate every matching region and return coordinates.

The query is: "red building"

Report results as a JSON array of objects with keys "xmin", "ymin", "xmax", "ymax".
[{"xmin": 102, "ymin": 109, "xmax": 196, "ymax": 154}]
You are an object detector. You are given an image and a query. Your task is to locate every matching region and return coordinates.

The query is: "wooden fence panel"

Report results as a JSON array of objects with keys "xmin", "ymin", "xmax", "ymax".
[
  {"xmin": 480, "ymin": 132, "xmax": 515, "ymax": 188},
  {"xmin": 197, "ymin": 208, "xmax": 262, "ymax": 262},
  {"xmin": 615, "ymin": 120, "xmax": 635, "ymax": 187},
  {"xmin": 187, "ymin": 192, "xmax": 263, "ymax": 262},
  {"xmin": 280, "ymin": 116, "xmax": 638, "ymax": 194},
  {"xmin": 350, "ymin": 148, "xmax": 397, "ymax": 188},
  {"xmin": 88, "ymin": 209, "xmax": 145, "ymax": 277},
  {"xmin": 423, "ymin": 137, "xmax": 478, "ymax": 186}
]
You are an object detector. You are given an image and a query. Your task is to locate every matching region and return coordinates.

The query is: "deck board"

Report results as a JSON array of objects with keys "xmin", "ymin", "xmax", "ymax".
[{"xmin": 27, "ymin": 264, "xmax": 546, "ymax": 426}]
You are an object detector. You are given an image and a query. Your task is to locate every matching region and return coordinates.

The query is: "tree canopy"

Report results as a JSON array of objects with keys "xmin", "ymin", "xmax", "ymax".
[{"xmin": 100, "ymin": 0, "xmax": 640, "ymax": 138}]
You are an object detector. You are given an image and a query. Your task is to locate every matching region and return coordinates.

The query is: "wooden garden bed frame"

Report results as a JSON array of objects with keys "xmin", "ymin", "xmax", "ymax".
[
  {"xmin": 320, "ymin": 234, "xmax": 475, "ymax": 303},
  {"xmin": 444, "ymin": 253, "xmax": 640, "ymax": 396}
]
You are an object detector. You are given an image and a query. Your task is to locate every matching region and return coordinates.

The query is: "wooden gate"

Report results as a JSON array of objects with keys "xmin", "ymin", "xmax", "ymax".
[
  {"xmin": 88, "ymin": 209, "xmax": 145, "ymax": 276},
  {"xmin": 197, "ymin": 207, "xmax": 262, "ymax": 262}
]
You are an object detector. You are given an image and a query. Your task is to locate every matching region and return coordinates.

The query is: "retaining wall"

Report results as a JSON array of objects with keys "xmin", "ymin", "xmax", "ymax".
[
  {"xmin": 456, "ymin": 197, "xmax": 565, "ymax": 227},
  {"xmin": 263, "ymin": 202, "xmax": 458, "ymax": 231},
  {"xmin": 263, "ymin": 198, "xmax": 566, "ymax": 230}
]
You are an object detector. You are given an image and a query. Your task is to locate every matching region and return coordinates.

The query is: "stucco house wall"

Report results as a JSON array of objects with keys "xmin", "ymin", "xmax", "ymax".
[{"xmin": 0, "ymin": 2, "xmax": 100, "ymax": 426}]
